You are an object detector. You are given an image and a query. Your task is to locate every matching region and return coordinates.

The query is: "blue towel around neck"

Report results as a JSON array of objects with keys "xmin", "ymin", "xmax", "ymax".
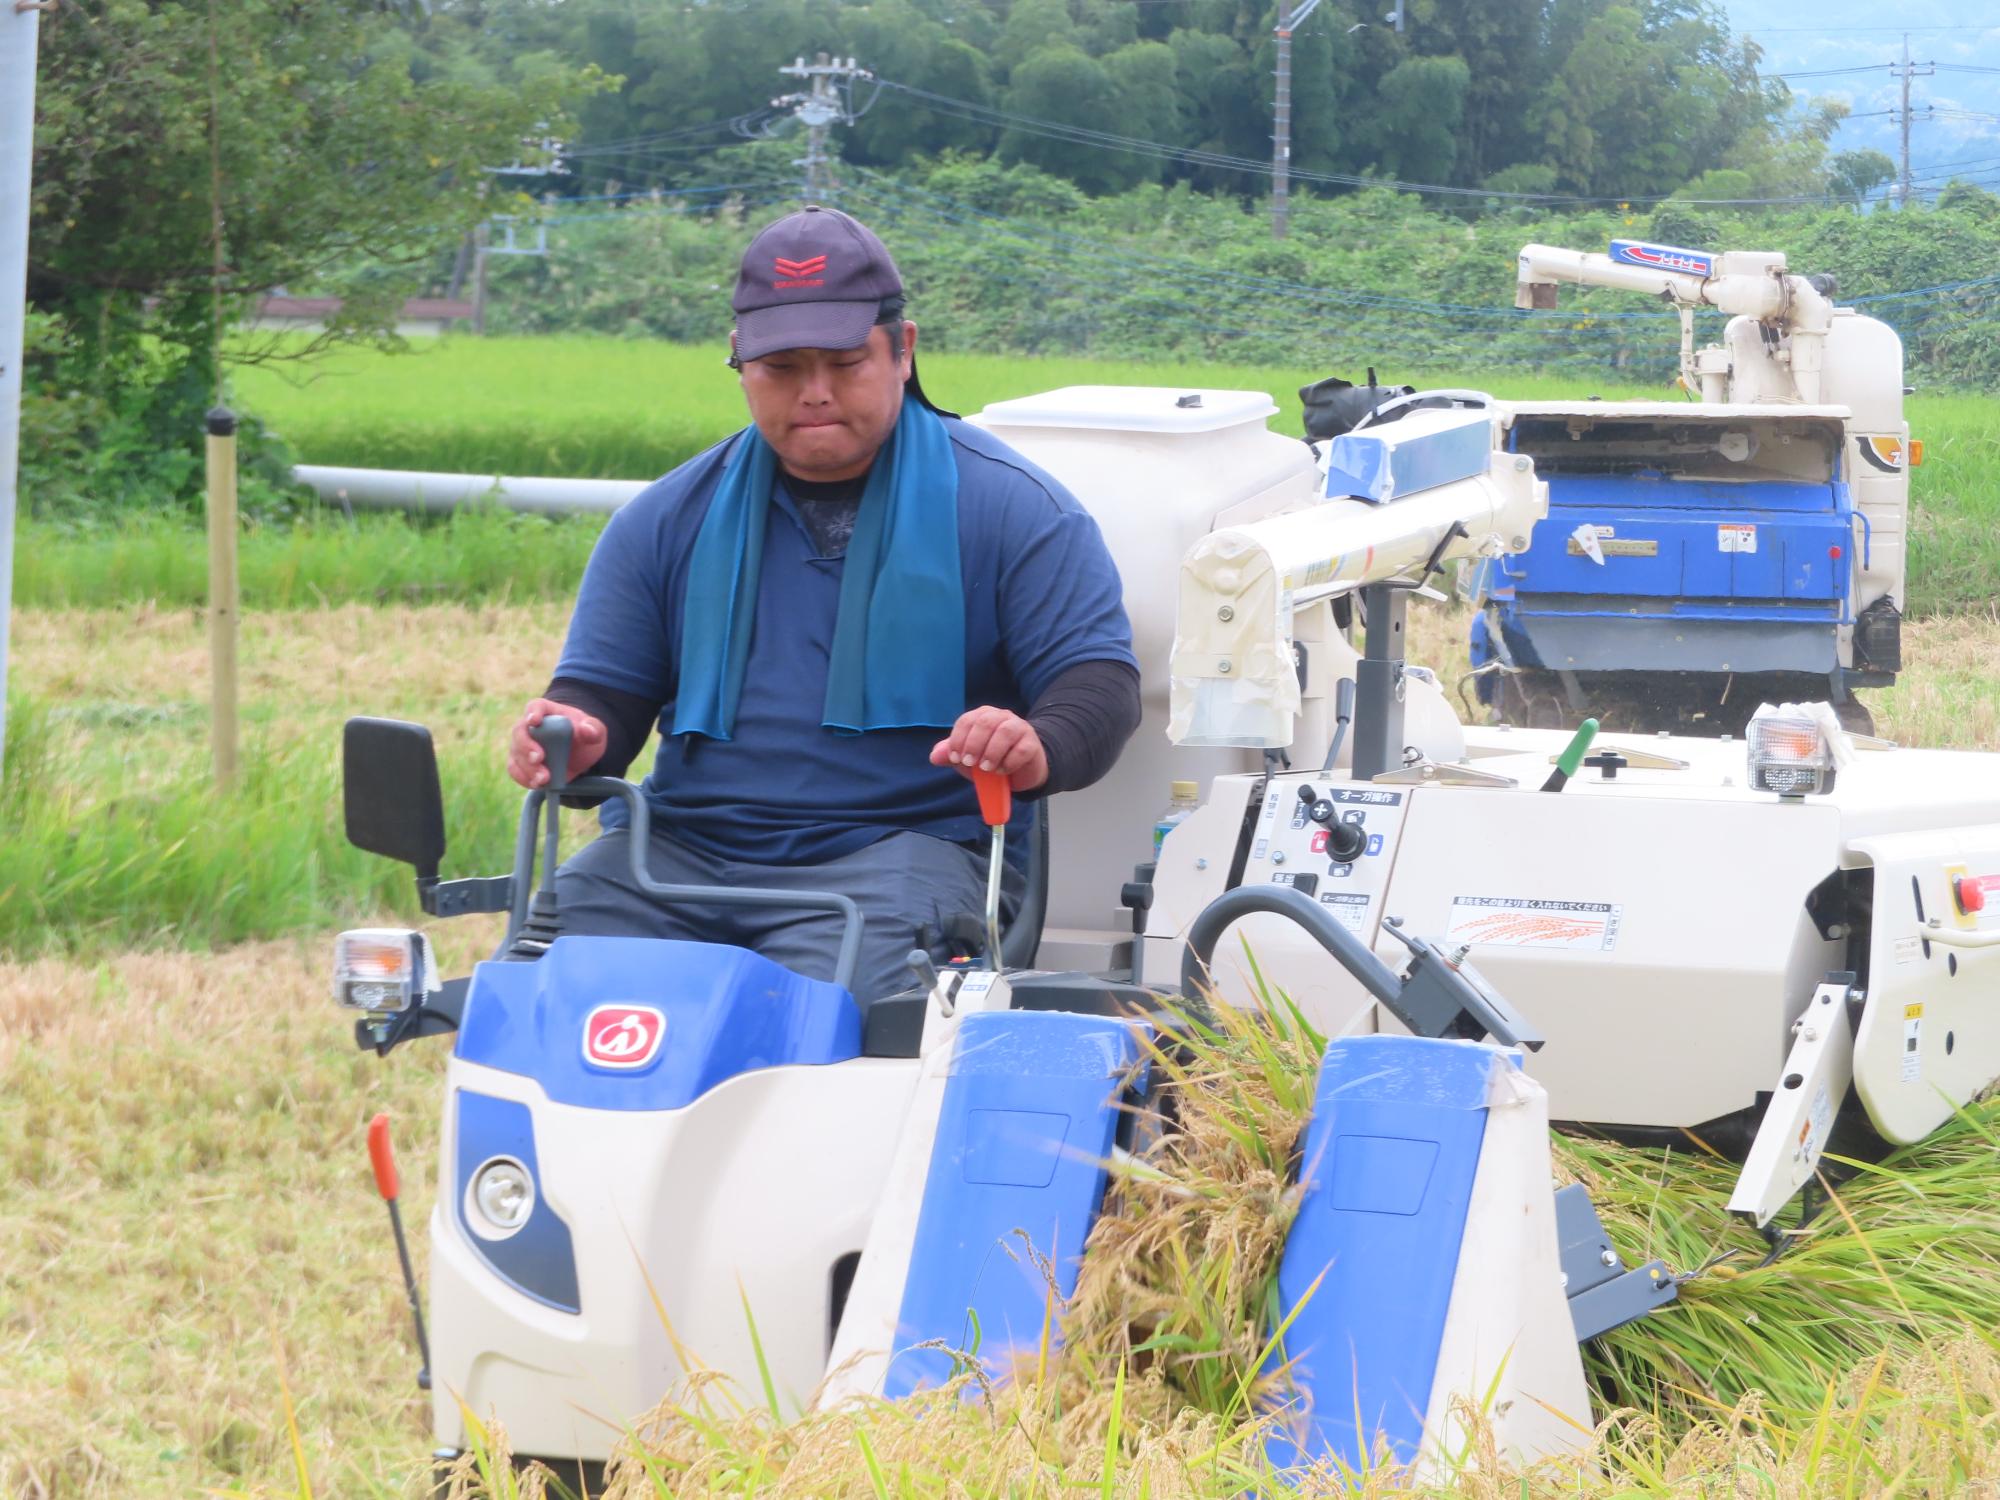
[{"xmin": 673, "ymin": 400, "xmax": 964, "ymax": 740}]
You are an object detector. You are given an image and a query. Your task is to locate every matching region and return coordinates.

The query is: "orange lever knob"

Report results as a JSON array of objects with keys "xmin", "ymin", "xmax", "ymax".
[
  {"xmin": 971, "ymin": 768, "xmax": 1012, "ymax": 828},
  {"xmin": 367, "ymin": 1112, "xmax": 399, "ymax": 1201}
]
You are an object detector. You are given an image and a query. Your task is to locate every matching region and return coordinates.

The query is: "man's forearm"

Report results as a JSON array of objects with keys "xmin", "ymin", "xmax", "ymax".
[
  {"xmin": 1027, "ymin": 659, "xmax": 1142, "ymax": 796},
  {"xmin": 544, "ymin": 676, "xmax": 660, "ymax": 781}
]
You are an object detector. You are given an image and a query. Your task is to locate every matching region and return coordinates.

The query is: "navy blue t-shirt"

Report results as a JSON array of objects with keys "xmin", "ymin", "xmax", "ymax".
[{"xmin": 555, "ymin": 417, "xmax": 1137, "ymax": 864}]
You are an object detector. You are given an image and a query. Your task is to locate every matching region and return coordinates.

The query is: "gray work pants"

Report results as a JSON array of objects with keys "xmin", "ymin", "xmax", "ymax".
[{"xmin": 554, "ymin": 824, "xmax": 991, "ymax": 1001}]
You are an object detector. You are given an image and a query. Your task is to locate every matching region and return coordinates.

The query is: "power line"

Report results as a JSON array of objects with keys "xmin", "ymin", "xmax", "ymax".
[{"xmin": 871, "ymin": 77, "xmax": 1946, "ymax": 208}]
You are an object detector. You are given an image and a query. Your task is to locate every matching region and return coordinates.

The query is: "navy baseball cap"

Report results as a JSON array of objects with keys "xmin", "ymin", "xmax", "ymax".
[
  {"xmin": 731, "ymin": 205, "xmax": 902, "ymax": 362},
  {"xmin": 730, "ymin": 204, "xmax": 952, "ymax": 414}
]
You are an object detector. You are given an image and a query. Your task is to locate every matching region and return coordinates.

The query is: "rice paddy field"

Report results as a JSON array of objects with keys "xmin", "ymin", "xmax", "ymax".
[{"xmin": 9, "ymin": 336, "xmax": 2000, "ymax": 1497}]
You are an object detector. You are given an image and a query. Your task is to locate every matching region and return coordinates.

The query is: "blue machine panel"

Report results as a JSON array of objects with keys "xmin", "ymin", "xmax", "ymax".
[
  {"xmin": 1487, "ymin": 471, "xmax": 1853, "ymax": 676},
  {"xmin": 456, "ymin": 936, "xmax": 861, "ymax": 1112},
  {"xmin": 453, "ymin": 1090, "xmax": 580, "ymax": 1313},
  {"xmin": 1265, "ymin": 1036, "xmax": 1500, "ymax": 1472},
  {"xmin": 885, "ymin": 1011, "xmax": 1147, "ymax": 1397}
]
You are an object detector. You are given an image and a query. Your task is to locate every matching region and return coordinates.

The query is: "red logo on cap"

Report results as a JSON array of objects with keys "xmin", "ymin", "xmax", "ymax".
[
  {"xmin": 583, "ymin": 1004, "xmax": 667, "ymax": 1070},
  {"xmin": 773, "ymin": 253, "xmax": 827, "ymax": 289}
]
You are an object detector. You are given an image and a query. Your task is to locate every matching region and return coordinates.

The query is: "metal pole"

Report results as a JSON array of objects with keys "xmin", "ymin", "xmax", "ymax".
[
  {"xmin": 206, "ymin": 407, "xmax": 239, "ymax": 790},
  {"xmin": 0, "ymin": 0, "xmax": 41, "ymax": 781},
  {"xmin": 1272, "ymin": 24, "xmax": 1292, "ymax": 240},
  {"xmin": 1351, "ymin": 583, "xmax": 1407, "ymax": 782},
  {"xmin": 807, "ymin": 53, "xmax": 832, "ymax": 201},
  {"xmin": 1899, "ymin": 34, "xmax": 1912, "ymax": 208}
]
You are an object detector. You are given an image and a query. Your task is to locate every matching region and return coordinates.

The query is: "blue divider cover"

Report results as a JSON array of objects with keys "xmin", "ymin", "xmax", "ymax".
[
  {"xmin": 884, "ymin": 1011, "xmax": 1146, "ymax": 1397},
  {"xmin": 456, "ymin": 935, "xmax": 861, "ymax": 1112},
  {"xmin": 1265, "ymin": 1035, "xmax": 1500, "ymax": 1471},
  {"xmin": 454, "ymin": 1089, "xmax": 580, "ymax": 1313}
]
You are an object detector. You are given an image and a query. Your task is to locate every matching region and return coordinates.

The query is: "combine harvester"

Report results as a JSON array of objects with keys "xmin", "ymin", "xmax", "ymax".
[
  {"xmin": 332, "ymin": 242, "xmax": 1997, "ymax": 1485},
  {"xmin": 1466, "ymin": 239, "xmax": 1914, "ymax": 733}
]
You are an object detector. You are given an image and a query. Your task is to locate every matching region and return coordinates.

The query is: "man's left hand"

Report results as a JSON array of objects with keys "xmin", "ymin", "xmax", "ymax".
[{"xmin": 931, "ymin": 706, "xmax": 1048, "ymax": 792}]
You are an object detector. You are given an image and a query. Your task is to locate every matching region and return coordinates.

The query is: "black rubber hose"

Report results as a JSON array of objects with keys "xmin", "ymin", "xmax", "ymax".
[{"xmin": 1180, "ymin": 882, "xmax": 1403, "ymax": 1007}]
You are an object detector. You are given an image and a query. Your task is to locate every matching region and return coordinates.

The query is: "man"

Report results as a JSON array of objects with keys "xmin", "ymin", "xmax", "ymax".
[{"xmin": 507, "ymin": 205, "xmax": 1141, "ymax": 999}]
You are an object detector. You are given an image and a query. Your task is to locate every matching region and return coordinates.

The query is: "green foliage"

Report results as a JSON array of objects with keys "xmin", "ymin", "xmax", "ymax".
[
  {"xmin": 1358, "ymin": 56, "xmax": 1471, "ymax": 185},
  {"xmin": 1832, "ymin": 150, "xmax": 1888, "ymax": 209},
  {"xmin": 25, "ymin": 0, "xmax": 601, "ymax": 518},
  {"xmin": 434, "ymin": 0, "xmax": 1823, "ymax": 207}
]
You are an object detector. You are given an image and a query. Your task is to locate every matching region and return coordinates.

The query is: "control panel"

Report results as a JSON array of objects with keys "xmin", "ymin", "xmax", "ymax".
[{"xmin": 1241, "ymin": 774, "xmax": 1410, "ymax": 944}]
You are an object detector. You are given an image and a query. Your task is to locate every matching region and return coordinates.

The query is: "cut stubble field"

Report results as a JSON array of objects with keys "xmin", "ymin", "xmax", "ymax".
[
  {"xmin": 10, "ymin": 337, "xmax": 2000, "ymax": 1496},
  {"xmin": 11, "ymin": 599, "xmax": 2000, "ymax": 1497}
]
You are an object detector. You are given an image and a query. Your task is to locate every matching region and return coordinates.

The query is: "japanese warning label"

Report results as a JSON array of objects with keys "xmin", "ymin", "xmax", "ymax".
[
  {"xmin": 1318, "ymin": 891, "xmax": 1371, "ymax": 934},
  {"xmin": 1717, "ymin": 523, "xmax": 1758, "ymax": 553},
  {"xmin": 1903, "ymin": 1003, "xmax": 1924, "ymax": 1084},
  {"xmin": 1447, "ymin": 897, "xmax": 1622, "ymax": 951}
]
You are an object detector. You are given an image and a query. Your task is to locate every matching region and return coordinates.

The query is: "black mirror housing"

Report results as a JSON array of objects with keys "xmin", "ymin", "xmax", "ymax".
[{"xmin": 343, "ymin": 717, "xmax": 447, "ymax": 877}]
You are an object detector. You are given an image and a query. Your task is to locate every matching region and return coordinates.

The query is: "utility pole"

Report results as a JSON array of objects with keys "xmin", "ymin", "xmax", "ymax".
[
  {"xmin": 1892, "ymin": 35, "xmax": 1935, "ymax": 209},
  {"xmin": 1271, "ymin": 0, "xmax": 1326, "ymax": 240},
  {"xmin": 776, "ymin": 54, "xmax": 870, "ymax": 204},
  {"xmin": 0, "ymin": 0, "xmax": 42, "ymax": 781}
]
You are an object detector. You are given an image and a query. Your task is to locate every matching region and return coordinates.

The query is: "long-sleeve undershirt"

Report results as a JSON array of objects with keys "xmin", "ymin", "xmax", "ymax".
[{"xmin": 545, "ymin": 655, "xmax": 1140, "ymax": 802}]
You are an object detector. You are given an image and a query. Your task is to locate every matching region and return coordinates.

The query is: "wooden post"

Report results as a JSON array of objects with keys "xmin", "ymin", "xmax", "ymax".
[
  {"xmin": 206, "ymin": 406, "xmax": 239, "ymax": 789},
  {"xmin": 472, "ymin": 219, "xmax": 490, "ymax": 335}
]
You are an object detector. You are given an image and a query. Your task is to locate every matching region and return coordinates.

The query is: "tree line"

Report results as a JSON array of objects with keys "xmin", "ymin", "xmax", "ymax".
[{"xmin": 419, "ymin": 0, "xmax": 1885, "ymax": 205}]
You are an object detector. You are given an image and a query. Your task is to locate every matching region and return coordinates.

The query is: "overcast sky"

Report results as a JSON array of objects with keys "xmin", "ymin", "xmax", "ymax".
[{"xmin": 1723, "ymin": 2, "xmax": 2000, "ymax": 193}]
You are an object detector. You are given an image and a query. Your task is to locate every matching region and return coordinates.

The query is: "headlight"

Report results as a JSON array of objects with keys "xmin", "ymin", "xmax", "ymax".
[
  {"xmin": 332, "ymin": 928, "xmax": 419, "ymax": 1013},
  {"xmin": 1746, "ymin": 703, "xmax": 1841, "ymax": 797},
  {"xmin": 468, "ymin": 1156, "xmax": 535, "ymax": 1237}
]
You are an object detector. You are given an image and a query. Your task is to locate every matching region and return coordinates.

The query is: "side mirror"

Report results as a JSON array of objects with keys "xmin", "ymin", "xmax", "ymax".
[{"xmin": 343, "ymin": 717, "xmax": 447, "ymax": 878}]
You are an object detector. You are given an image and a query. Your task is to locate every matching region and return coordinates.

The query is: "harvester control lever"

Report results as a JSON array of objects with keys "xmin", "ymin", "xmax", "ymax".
[
  {"xmin": 970, "ymin": 769, "xmax": 1011, "ymax": 972},
  {"xmin": 1119, "ymin": 864, "xmax": 1155, "ymax": 938},
  {"xmin": 530, "ymin": 714, "xmax": 573, "ymax": 793},
  {"xmin": 1296, "ymin": 785, "xmax": 1369, "ymax": 862},
  {"xmin": 1540, "ymin": 718, "xmax": 1600, "ymax": 792},
  {"xmin": 1584, "ymin": 751, "xmax": 1628, "ymax": 781}
]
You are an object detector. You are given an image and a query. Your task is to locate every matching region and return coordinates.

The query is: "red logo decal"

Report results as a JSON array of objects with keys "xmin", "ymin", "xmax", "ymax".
[
  {"xmin": 1310, "ymin": 830, "xmax": 1329, "ymax": 853},
  {"xmin": 772, "ymin": 253, "xmax": 828, "ymax": 289},
  {"xmin": 583, "ymin": 1004, "xmax": 667, "ymax": 1070}
]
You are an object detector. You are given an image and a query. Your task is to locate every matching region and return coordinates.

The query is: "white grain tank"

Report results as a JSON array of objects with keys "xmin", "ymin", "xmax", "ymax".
[{"xmin": 968, "ymin": 385, "xmax": 1319, "ymax": 969}]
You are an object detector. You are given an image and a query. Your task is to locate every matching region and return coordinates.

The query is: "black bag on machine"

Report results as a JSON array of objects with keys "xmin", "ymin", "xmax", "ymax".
[{"xmin": 1297, "ymin": 369, "xmax": 1416, "ymax": 442}]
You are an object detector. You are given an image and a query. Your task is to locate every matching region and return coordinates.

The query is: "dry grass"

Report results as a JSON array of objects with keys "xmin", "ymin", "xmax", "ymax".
[
  {"xmin": 8, "ymin": 602, "xmax": 569, "ymax": 712},
  {"xmin": 10, "ymin": 597, "xmax": 2000, "ymax": 1497}
]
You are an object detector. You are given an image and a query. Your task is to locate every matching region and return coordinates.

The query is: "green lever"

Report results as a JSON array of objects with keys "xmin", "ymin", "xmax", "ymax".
[{"xmin": 1541, "ymin": 717, "xmax": 1600, "ymax": 792}]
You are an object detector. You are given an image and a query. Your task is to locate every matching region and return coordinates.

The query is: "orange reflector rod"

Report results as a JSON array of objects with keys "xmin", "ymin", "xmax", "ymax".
[
  {"xmin": 1910, "ymin": 438, "xmax": 1925, "ymax": 466},
  {"xmin": 368, "ymin": 1111, "xmax": 399, "ymax": 1200}
]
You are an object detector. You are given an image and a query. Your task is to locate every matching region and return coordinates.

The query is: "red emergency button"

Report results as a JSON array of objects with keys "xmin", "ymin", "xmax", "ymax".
[{"xmin": 1956, "ymin": 875, "xmax": 1986, "ymax": 915}]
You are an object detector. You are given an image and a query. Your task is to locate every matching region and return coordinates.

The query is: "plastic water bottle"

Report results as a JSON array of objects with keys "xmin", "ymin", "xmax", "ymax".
[{"xmin": 1153, "ymin": 780, "xmax": 1201, "ymax": 856}]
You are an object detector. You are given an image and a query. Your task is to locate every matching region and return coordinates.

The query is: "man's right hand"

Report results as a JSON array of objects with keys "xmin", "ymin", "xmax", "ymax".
[{"xmin": 508, "ymin": 698, "xmax": 610, "ymax": 789}]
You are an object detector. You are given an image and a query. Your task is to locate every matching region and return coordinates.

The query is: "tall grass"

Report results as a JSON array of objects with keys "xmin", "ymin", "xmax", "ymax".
[
  {"xmin": 16, "ymin": 506, "xmax": 603, "ymax": 610},
  {"xmin": 0, "ymin": 602, "xmax": 577, "ymax": 956}
]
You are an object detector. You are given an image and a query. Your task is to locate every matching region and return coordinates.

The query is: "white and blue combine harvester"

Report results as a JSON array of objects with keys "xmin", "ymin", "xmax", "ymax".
[
  {"xmin": 336, "ymin": 373, "xmax": 2000, "ymax": 1483},
  {"xmin": 1466, "ymin": 240, "xmax": 1913, "ymax": 733}
]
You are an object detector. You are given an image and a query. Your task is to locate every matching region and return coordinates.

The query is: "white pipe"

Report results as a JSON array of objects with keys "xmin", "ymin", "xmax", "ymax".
[
  {"xmin": 1518, "ymin": 244, "xmax": 1700, "ymax": 303},
  {"xmin": 0, "ymin": 2, "xmax": 42, "ymax": 780},
  {"xmin": 292, "ymin": 464, "xmax": 648, "ymax": 516}
]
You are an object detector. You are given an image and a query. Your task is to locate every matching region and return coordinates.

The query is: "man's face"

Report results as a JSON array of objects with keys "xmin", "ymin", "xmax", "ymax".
[{"xmin": 737, "ymin": 322, "xmax": 917, "ymax": 482}]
